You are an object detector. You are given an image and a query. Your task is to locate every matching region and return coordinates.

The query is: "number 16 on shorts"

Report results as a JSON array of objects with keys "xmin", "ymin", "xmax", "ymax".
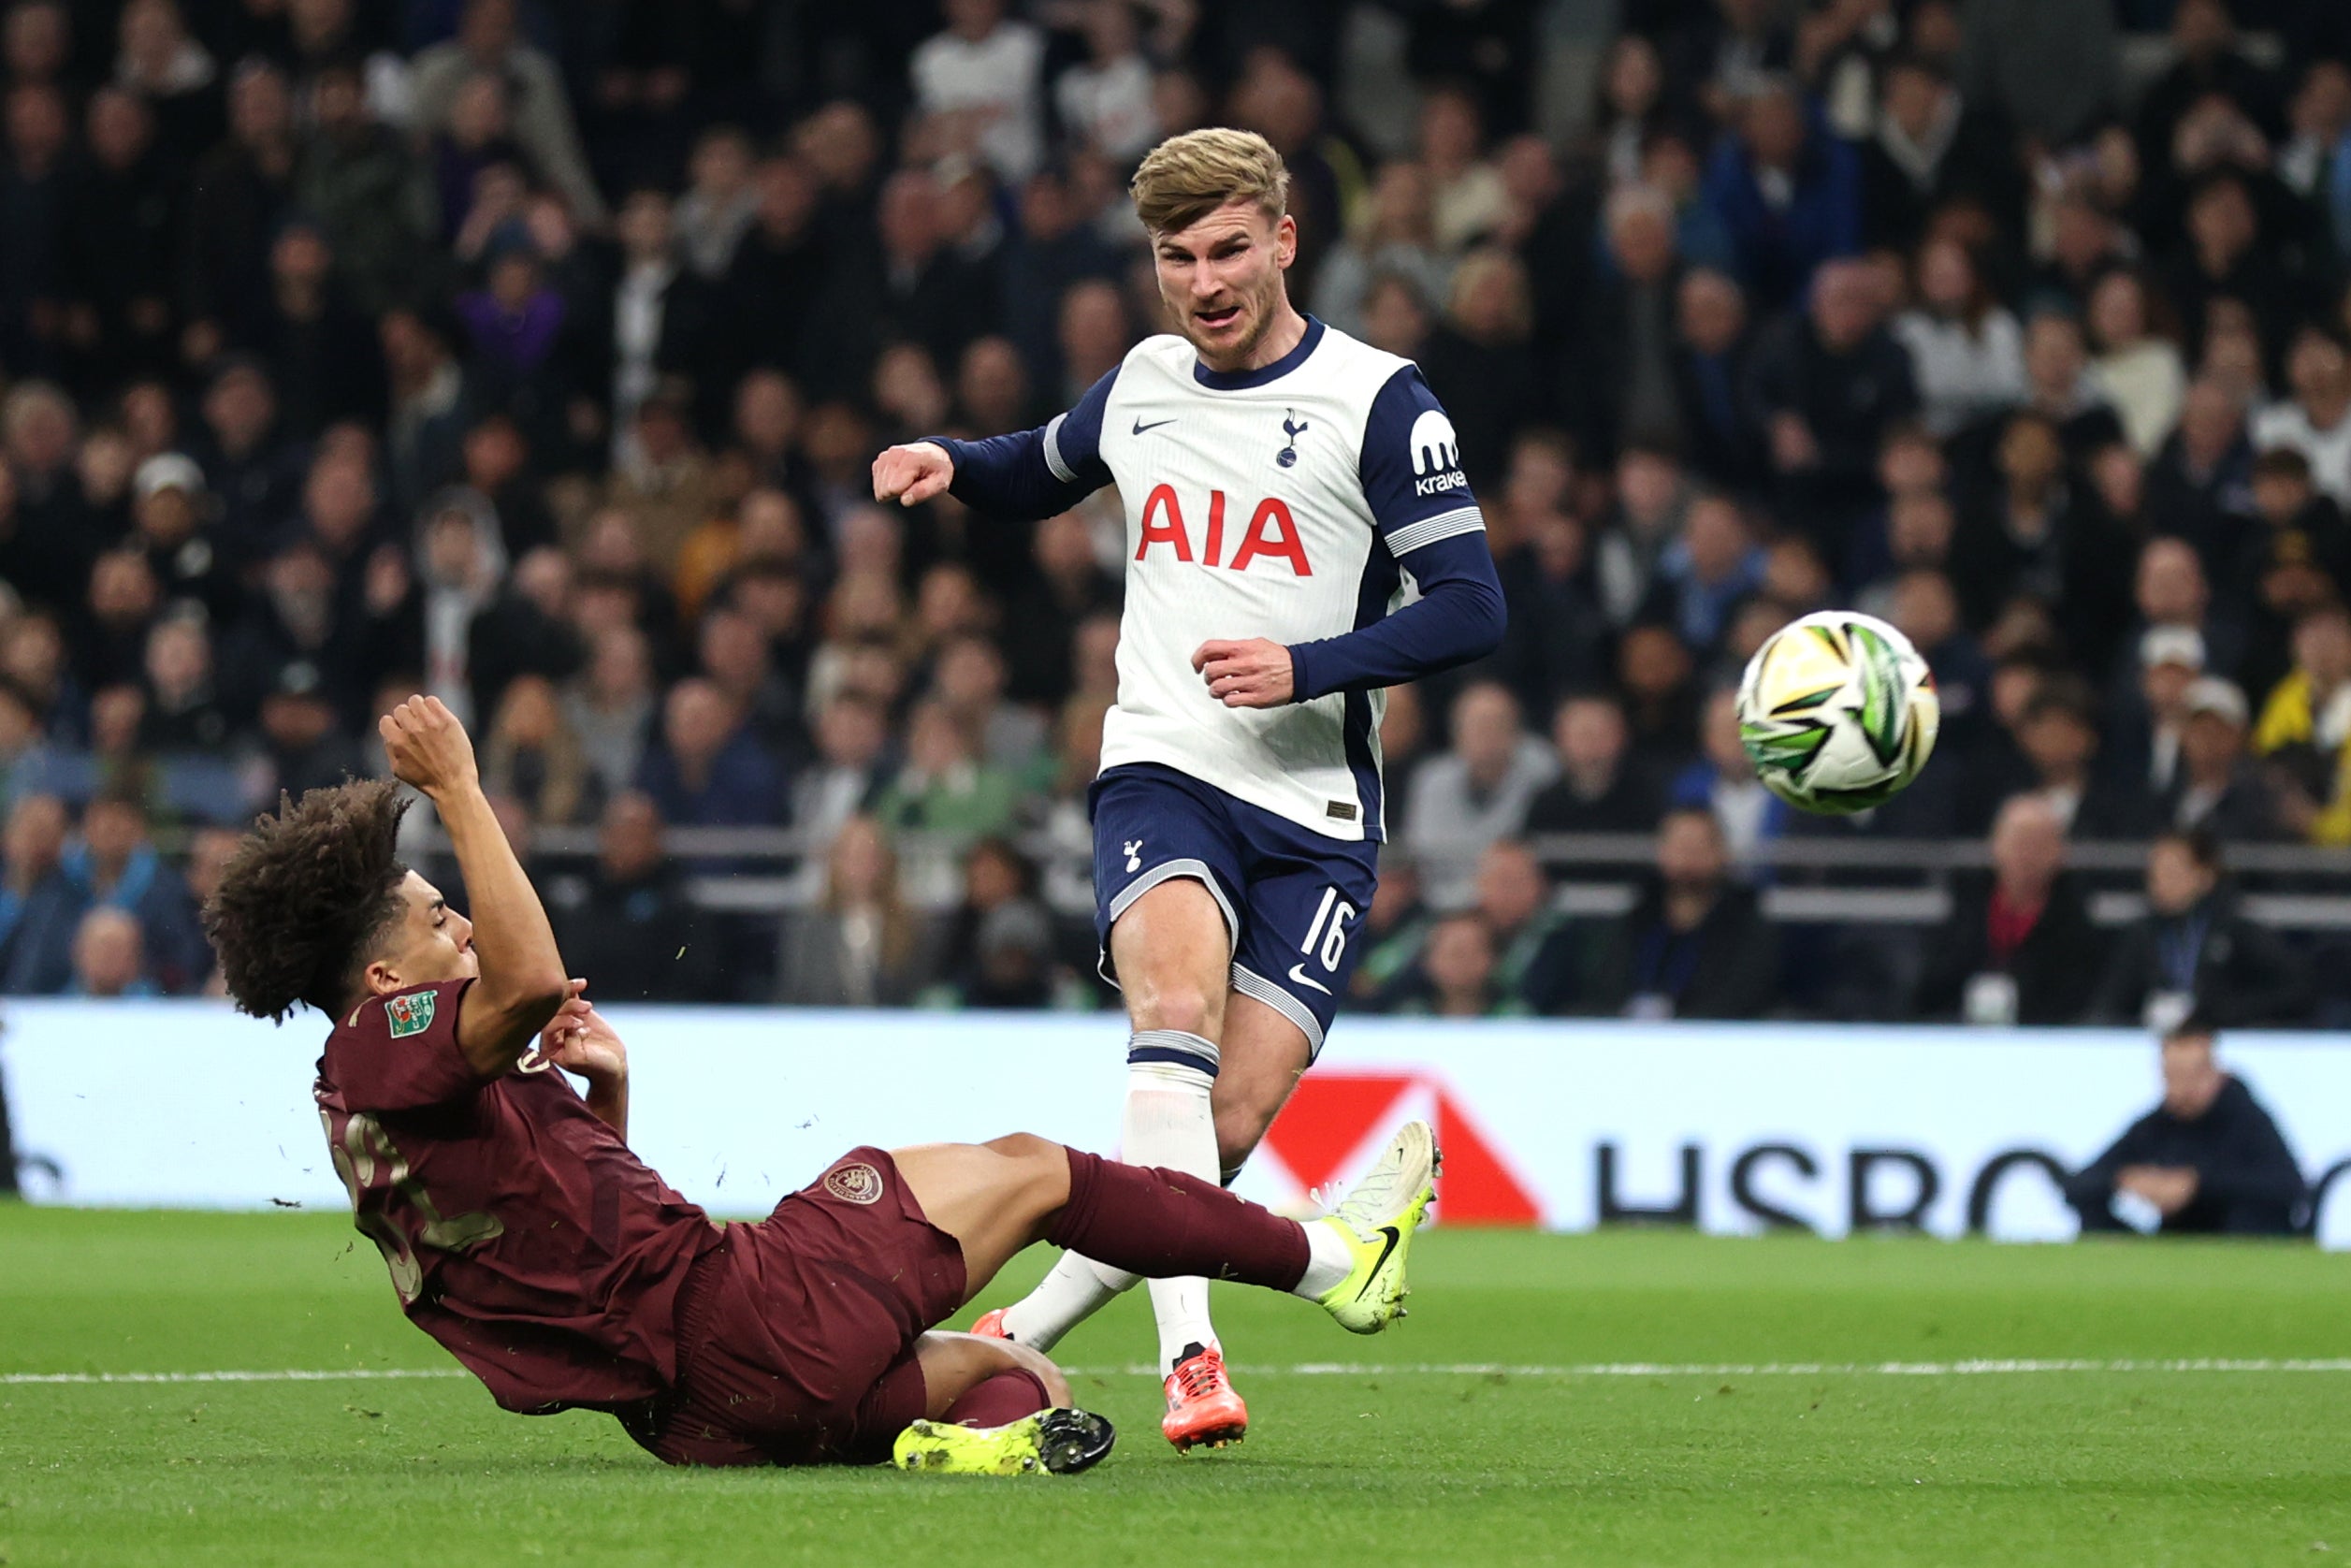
[{"xmin": 1289, "ymin": 887, "xmax": 1356, "ymax": 995}]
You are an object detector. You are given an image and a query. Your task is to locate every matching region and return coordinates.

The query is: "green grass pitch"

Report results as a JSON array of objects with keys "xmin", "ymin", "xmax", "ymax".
[{"xmin": 5, "ymin": 1205, "xmax": 2348, "ymax": 1566}]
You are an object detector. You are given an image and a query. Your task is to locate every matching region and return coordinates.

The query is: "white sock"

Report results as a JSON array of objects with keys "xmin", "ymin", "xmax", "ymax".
[
  {"xmin": 1121, "ymin": 1038, "xmax": 1224, "ymax": 1372},
  {"xmin": 1292, "ymin": 1218, "xmax": 1356, "ymax": 1300},
  {"xmin": 998, "ymin": 1250, "xmax": 1138, "ymax": 1352}
]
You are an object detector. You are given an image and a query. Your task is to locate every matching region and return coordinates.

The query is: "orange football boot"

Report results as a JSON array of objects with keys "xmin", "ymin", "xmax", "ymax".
[
  {"xmin": 1160, "ymin": 1343, "xmax": 1248, "ymax": 1451},
  {"xmin": 970, "ymin": 1308, "xmax": 1012, "ymax": 1340}
]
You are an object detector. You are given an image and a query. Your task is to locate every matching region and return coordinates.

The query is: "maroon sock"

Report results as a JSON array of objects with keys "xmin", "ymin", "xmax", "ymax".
[
  {"xmin": 945, "ymin": 1368, "xmax": 1052, "ymax": 1429},
  {"xmin": 1047, "ymin": 1148, "xmax": 1310, "ymax": 1291}
]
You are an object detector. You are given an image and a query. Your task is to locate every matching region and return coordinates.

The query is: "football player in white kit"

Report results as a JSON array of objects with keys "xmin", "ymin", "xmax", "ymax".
[{"xmin": 872, "ymin": 128, "xmax": 1502, "ymax": 1450}]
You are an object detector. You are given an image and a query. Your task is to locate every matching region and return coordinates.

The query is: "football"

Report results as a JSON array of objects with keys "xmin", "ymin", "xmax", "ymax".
[{"xmin": 1736, "ymin": 610, "xmax": 1940, "ymax": 815}]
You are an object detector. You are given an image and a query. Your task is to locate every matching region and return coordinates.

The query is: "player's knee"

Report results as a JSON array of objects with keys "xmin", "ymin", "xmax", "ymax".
[
  {"xmin": 1001, "ymin": 1341, "xmax": 1072, "ymax": 1406},
  {"xmin": 1129, "ymin": 981, "xmax": 1224, "ymax": 1039},
  {"xmin": 983, "ymin": 1132, "xmax": 1070, "ymax": 1202}
]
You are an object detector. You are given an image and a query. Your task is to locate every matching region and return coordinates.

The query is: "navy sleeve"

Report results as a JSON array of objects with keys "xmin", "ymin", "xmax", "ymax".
[
  {"xmin": 1285, "ymin": 366, "xmax": 1505, "ymax": 701},
  {"xmin": 928, "ymin": 367, "xmax": 1117, "ymax": 522}
]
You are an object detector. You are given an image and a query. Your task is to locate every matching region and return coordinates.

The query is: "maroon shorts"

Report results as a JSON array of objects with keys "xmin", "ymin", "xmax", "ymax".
[{"xmin": 636, "ymin": 1147, "xmax": 968, "ymax": 1467}]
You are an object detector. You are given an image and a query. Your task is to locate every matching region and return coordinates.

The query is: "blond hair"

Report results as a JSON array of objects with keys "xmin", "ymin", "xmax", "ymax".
[{"xmin": 1130, "ymin": 127, "xmax": 1289, "ymax": 236}]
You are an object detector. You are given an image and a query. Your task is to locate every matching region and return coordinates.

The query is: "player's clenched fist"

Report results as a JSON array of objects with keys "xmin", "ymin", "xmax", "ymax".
[
  {"xmin": 871, "ymin": 442, "xmax": 954, "ymax": 507},
  {"xmin": 380, "ymin": 694, "xmax": 480, "ymax": 799},
  {"xmin": 1193, "ymin": 638, "xmax": 1296, "ymax": 708}
]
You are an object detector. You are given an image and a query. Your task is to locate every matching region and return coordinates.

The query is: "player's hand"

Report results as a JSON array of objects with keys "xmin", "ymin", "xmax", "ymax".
[
  {"xmin": 1193, "ymin": 638, "xmax": 1296, "ymax": 708},
  {"xmin": 871, "ymin": 442, "xmax": 954, "ymax": 507},
  {"xmin": 540, "ymin": 979, "xmax": 628, "ymax": 1085},
  {"xmin": 380, "ymin": 695, "xmax": 480, "ymax": 800}
]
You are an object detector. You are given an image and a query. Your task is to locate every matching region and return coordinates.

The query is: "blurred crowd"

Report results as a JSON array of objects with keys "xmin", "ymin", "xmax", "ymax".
[{"xmin": 2, "ymin": 0, "xmax": 2351, "ymax": 1020}]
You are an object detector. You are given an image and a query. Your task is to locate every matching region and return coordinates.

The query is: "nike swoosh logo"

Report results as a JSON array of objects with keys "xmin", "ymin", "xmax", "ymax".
[
  {"xmin": 1287, "ymin": 963, "xmax": 1332, "ymax": 995},
  {"xmin": 1355, "ymin": 1226, "xmax": 1402, "ymax": 1300},
  {"xmin": 1132, "ymin": 417, "xmax": 1177, "ymax": 435}
]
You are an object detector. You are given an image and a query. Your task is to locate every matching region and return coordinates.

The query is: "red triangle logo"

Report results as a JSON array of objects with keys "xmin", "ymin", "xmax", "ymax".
[{"xmin": 1261, "ymin": 1070, "xmax": 1541, "ymax": 1227}]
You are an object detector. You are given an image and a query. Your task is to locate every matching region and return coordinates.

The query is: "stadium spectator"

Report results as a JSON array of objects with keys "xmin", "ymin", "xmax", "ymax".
[
  {"xmin": 1913, "ymin": 794, "xmax": 2104, "ymax": 1024},
  {"xmin": 2107, "ymin": 627, "xmax": 2207, "ymax": 803},
  {"xmin": 1002, "ymin": 511, "xmax": 1121, "ymax": 706},
  {"xmin": 408, "ymin": 0, "xmax": 604, "ymax": 227},
  {"xmin": 2231, "ymin": 448, "xmax": 2348, "ymax": 700},
  {"xmin": 1312, "ymin": 161, "xmax": 1451, "ymax": 344},
  {"xmin": 910, "ymin": 0, "xmax": 1047, "ymax": 186},
  {"xmin": 2252, "ymin": 322, "xmax": 2351, "ymax": 506},
  {"xmin": 1395, "ymin": 913, "xmax": 1522, "ymax": 1019},
  {"xmin": 1748, "ymin": 258, "xmax": 1919, "ymax": 550},
  {"xmin": 2084, "ymin": 270, "xmax": 2186, "ymax": 458},
  {"xmin": 565, "ymin": 625, "xmax": 656, "ymax": 803},
  {"xmin": 2143, "ymin": 376, "xmax": 2247, "ymax": 549},
  {"xmin": 1594, "ymin": 443, "xmax": 1691, "ymax": 629},
  {"xmin": 480, "ymin": 673, "xmax": 599, "ymax": 829},
  {"xmin": 1669, "ymin": 687, "xmax": 1786, "ymax": 866},
  {"xmin": 1702, "ymin": 78, "xmax": 1861, "ymax": 312},
  {"xmin": 0, "ymin": 792, "xmax": 81, "ymax": 994},
  {"xmin": 2159, "ymin": 676, "xmax": 2282, "ymax": 842},
  {"xmin": 2255, "ymin": 603, "xmax": 2351, "ymax": 844},
  {"xmin": 634, "ymin": 676, "xmax": 782, "ymax": 828},
  {"xmin": 919, "ymin": 836, "xmax": 1063, "ymax": 1009},
  {"xmin": 1468, "ymin": 839, "xmax": 1580, "ymax": 1016},
  {"xmin": 1672, "ymin": 269, "xmax": 1767, "ymax": 493},
  {"xmin": 67, "ymin": 905, "xmax": 151, "ymax": 997},
  {"xmin": 68, "ymin": 786, "xmax": 205, "ymax": 994},
  {"xmin": 1491, "ymin": 506, "xmax": 1608, "ymax": 718},
  {"xmin": 1401, "ymin": 680, "xmax": 1558, "ymax": 909},
  {"xmin": 548, "ymin": 790, "xmax": 718, "ymax": 1004},
  {"xmin": 2094, "ymin": 828, "xmax": 2309, "ymax": 1030},
  {"xmin": 777, "ymin": 814, "xmax": 926, "ymax": 1009},
  {"xmin": 256, "ymin": 657, "xmax": 367, "ymax": 800},
  {"xmin": 873, "ymin": 698, "xmax": 1020, "ymax": 845},
  {"xmin": 1583, "ymin": 806, "xmax": 1780, "ymax": 1021},
  {"xmin": 1956, "ymin": 0, "xmax": 2116, "ymax": 148},
  {"xmin": 1858, "ymin": 54, "xmax": 2024, "ymax": 257},
  {"xmin": 1893, "ymin": 238, "xmax": 2025, "ymax": 439},
  {"xmin": 2063, "ymin": 1015, "xmax": 2306, "ymax": 1237},
  {"xmin": 1525, "ymin": 690, "xmax": 1661, "ymax": 837}
]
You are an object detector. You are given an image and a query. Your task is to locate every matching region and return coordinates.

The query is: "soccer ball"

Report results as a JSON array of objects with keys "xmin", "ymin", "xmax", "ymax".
[{"xmin": 1735, "ymin": 610, "xmax": 1939, "ymax": 815}]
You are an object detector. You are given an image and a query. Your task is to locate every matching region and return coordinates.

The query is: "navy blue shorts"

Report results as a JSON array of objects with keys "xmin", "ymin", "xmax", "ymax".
[{"xmin": 1090, "ymin": 762, "xmax": 1379, "ymax": 1059}]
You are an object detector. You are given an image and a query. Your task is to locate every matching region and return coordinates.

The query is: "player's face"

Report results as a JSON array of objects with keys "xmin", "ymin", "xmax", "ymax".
[
  {"xmin": 1153, "ymin": 200, "xmax": 1296, "ymax": 370},
  {"xmin": 367, "ymin": 870, "xmax": 479, "ymax": 995}
]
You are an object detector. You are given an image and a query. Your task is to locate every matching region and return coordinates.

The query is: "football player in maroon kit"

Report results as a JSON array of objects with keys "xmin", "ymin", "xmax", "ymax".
[{"xmin": 202, "ymin": 695, "xmax": 1437, "ymax": 1474}]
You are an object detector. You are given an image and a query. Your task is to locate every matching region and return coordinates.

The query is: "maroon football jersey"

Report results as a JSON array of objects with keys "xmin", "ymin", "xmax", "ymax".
[{"xmin": 315, "ymin": 979, "xmax": 718, "ymax": 1414}]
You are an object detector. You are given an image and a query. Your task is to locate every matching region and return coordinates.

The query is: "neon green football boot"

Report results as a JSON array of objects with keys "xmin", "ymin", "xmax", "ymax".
[
  {"xmin": 1315, "ymin": 1119, "xmax": 1440, "ymax": 1335},
  {"xmin": 891, "ymin": 1408, "xmax": 1116, "ymax": 1476}
]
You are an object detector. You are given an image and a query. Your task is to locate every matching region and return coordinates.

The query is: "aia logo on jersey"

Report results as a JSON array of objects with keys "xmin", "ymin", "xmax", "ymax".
[
  {"xmin": 1410, "ymin": 409, "xmax": 1467, "ymax": 497},
  {"xmin": 1134, "ymin": 484, "xmax": 1312, "ymax": 576}
]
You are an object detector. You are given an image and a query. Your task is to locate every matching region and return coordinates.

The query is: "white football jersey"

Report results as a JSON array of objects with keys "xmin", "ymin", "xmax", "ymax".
[{"xmin": 960, "ymin": 317, "xmax": 1489, "ymax": 841}]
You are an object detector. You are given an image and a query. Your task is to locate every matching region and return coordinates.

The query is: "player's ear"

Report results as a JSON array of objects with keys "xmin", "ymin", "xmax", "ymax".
[
  {"xmin": 1274, "ymin": 212, "xmax": 1297, "ymax": 268},
  {"xmin": 362, "ymin": 956, "xmax": 402, "ymax": 997}
]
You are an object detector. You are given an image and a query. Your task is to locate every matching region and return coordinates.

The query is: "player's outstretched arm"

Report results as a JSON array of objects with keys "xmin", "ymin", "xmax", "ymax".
[
  {"xmin": 380, "ymin": 695, "xmax": 569, "ymax": 1078},
  {"xmin": 872, "ymin": 369, "xmax": 1119, "ymax": 522}
]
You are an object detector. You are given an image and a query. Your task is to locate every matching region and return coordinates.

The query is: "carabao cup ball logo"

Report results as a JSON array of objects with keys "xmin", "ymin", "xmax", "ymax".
[{"xmin": 824, "ymin": 1162, "xmax": 885, "ymax": 1205}]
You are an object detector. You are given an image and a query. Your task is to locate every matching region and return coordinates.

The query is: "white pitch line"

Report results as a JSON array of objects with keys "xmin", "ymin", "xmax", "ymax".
[
  {"xmin": 1, "ymin": 1368, "xmax": 469, "ymax": 1386},
  {"xmin": 10, "ymin": 1358, "xmax": 2351, "ymax": 1388},
  {"xmin": 1065, "ymin": 1358, "xmax": 2351, "ymax": 1378}
]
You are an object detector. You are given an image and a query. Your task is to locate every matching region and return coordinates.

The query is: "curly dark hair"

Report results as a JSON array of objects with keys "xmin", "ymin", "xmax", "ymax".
[{"xmin": 204, "ymin": 779, "xmax": 413, "ymax": 1022}]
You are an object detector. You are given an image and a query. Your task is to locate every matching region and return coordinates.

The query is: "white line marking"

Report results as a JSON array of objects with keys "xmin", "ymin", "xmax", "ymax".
[
  {"xmin": 9, "ymin": 1358, "xmax": 2350, "ymax": 1388},
  {"xmin": 1065, "ymin": 1358, "xmax": 2351, "ymax": 1378}
]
